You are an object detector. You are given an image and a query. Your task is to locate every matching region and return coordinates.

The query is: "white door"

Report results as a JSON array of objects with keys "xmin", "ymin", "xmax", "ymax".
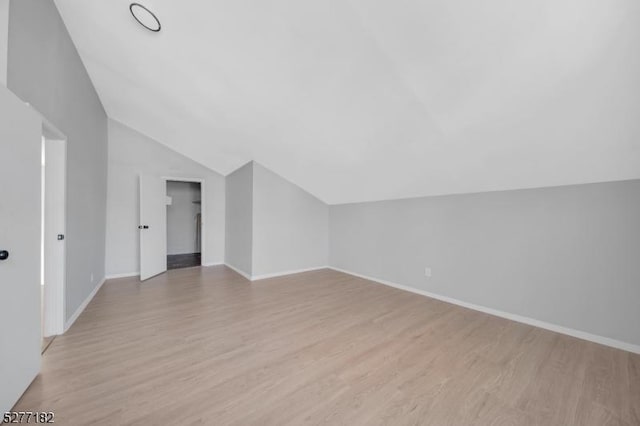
[
  {"xmin": 139, "ymin": 175, "xmax": 167, "ymax": 280},
  {"xmin": 43, "ymin": 138, "xmax": 66, "ymax": 336},
  {"xmin": 0, "ymin": 86, "xmax": 42, "ymax": 412}
]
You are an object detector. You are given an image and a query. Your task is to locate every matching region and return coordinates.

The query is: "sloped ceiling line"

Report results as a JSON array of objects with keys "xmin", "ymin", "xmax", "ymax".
[{"xmin": 54, "ymin": 0, "xmax": 640, "ymax": 204}]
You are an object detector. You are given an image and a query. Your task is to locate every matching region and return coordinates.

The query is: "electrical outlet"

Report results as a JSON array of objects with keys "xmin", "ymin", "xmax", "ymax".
[{"xmin": 424, "ymin": 267, "xmax": 432, "ymax": 278}]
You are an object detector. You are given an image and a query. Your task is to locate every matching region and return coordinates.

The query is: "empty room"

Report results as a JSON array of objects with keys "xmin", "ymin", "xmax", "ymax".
[{"xmin": 0, "ymin": 0, "xmax": 639, "ymax": 425}]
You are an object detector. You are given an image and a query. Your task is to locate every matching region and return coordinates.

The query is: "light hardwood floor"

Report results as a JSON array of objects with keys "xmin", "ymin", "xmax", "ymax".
[{"xmin": 15, "ymin": 266, "xmax": 640, "ymax": 425}]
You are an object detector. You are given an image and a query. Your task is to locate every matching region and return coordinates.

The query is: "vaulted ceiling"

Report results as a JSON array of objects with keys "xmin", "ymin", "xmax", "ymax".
[{"xmin": 54, "ymin": 0, "xmax": 640, "ymax": 204}]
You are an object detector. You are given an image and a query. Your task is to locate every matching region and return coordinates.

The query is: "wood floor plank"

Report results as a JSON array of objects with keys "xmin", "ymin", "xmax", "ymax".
[{"xmin": 13, "ymin": 266, "xmax": 639, "ymax": 425}]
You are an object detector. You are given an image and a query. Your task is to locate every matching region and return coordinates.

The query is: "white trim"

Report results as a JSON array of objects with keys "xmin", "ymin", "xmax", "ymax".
[
  {"xmin": 105, "ymin": 272, "xmax": 139, "ymax": 280},
  {"xmin": 40, "ymin": 112, "xmax": 68, "ymax": 338},
  {"xmin": 26, "ymin": 103, "xmax": 67, "ymax": 141},
  {"xmin": 162, "ymin": 176, "xmax": 206, "ymax": 266},
  {"xmin": 64, "ymin": 277, "xmax": 106, "ymax": 332},
  {"xmin": 224, "ymin": 263, "xmax": 252, "ymax": 280},
  {"xmin": 105, "ymin": 265, "xmax": 228, "ymax": 279},
  {"xmin": 162, "ymin": 176, "xmax": 205, "ymax": 183},
  {"xmin": 251, "ymin": 266, "xmax": 328, "ymax": 281},
  {"xmin": 223, "ymin": 264, "xmax": 329, "ymax": 281},
  {"xmin": 328, "ymin": 266, "xmax": 640, "ymax": 354}
]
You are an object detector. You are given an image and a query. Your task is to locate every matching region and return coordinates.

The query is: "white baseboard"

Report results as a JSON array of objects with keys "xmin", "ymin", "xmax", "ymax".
[
  {"xmin": 251, "ymin": 266, "xmax": 328, "ymax": 281},
  {"xmin": 64, "ymin": 277, "xmax": 106, "ymax": 332},
  {"xmin": 105, "ymin": 264, "xmax": 224, "ymax": 279},
  {"xmin": 105, "ymin": 271, "xmax": 139, "ymax": 280},
  {"xmin": 328, "ymin": 266, "xmax": 640, "ymax": 354},
  {"xmin": 224, "ymin": 263, "xmax": 252, "ymax": 280},
  {"xmin": 223, "ymin": 263, "xmax": 328, "ymax": 281}
]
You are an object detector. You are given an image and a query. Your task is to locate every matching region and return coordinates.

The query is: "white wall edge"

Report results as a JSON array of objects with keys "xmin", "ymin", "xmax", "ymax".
[
  {"xmin": 251, "ymin": 266, "xmax": 329, "ymax": 281},
  {"xmin": 224, "ymin": 263, "xmax": 252, "ymax": 280},
  {"xmin": 328, "ymin": 266, "xmax": 640, "ymax": 355},
  {"xmin": 105, "ymin": 272, "xmax": 139, "ymax": 280},
  {"xmin": 202, "ymin": 262, "xmax": 224, "ymax": 267},
  {"xmin": 64, "ymin": 276, "xmax": 106, "ymax": 332}
]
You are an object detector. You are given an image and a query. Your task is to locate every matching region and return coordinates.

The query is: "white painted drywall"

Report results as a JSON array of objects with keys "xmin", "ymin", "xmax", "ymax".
[
  {"xmin": 7, "ymin": 0, "xmax": 108, "ymax": 321},
  {"xmin": 166, "ymin": 181, "xmax": 201, "ymax": 255},
  {"xmin": 105, "ymin": 119, "xmax": 225, "ymax": 276},
  {"xmin": 329, "ymin": 179, "xmax": 640, "ymax": 347},
  {"xmin": 252, "ymin": 163, "xmax": 328, "ymax": 277},
  {"xmin": 224, "ymin": 162, "xmax": 253, "ymax": 276},
  {"xmin": 53, "ymin": 0, "xmax": 640, "ymax": 204}
]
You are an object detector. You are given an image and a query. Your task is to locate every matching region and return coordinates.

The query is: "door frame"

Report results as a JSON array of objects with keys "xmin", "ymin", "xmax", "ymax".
[
  {"xmin": 41, "ymin": 113, "xmax": 67, "ymax": 337},
  {"xmin": 162, "ymin": 176, "xmax": 206, "ymax": 266}
]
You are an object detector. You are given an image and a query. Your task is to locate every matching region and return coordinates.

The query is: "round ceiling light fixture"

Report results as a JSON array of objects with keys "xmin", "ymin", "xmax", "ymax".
[{"xmin": 129, "ymin": 3, "xmax": 161, "ymax": 32}]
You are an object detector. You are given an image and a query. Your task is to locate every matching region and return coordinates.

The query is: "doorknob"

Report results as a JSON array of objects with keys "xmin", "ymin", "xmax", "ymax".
[
  {"xmin": 138, "ymin": 225, "xmax": 149, "ymax": 229},
  {"xmin": 0, "ymin": 250, "xmax": 9, "ymax": 260}
]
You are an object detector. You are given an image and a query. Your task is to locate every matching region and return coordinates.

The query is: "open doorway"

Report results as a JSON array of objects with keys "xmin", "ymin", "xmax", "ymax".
[
  {"xmin": 166, "ymin": 180, "xmax": 202, "ymax": 270},
  {"xmin": 40, "ymin": 122, "xmax": 67, "ymax": 352}
]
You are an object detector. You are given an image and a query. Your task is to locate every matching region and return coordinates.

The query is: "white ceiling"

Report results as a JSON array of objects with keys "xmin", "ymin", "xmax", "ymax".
[{"xmin": 54, "ymin": 0, "xmax": 640, "ymax": 204}]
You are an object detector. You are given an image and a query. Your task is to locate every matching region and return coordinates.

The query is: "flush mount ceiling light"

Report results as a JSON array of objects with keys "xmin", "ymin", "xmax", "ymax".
[{"xmin": 129, "ymin": 3, "xmax": 161, "ymax": 32}]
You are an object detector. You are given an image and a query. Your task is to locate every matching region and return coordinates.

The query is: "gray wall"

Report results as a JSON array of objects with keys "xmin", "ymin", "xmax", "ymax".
[
  {"xmin": 0, "ymin": 0, "xmax": 7, "ymax": 86},
  {"xmin": 252, "ymin": 163, "xmax": 328, "ymax": 277},
  {"xmin": 225, "ymin": 162, "xmax": 253, "ymax": 275},
  {"xmin": 330, "ymin": 179, "xmax": 640, "ymax": 346},
  {"xmin": 106, "ymin": 119, "xmax": 225, "ymax": 276},
  {"xmin": 7, "ymin": 0, "xmax": 108, "ymax": 321},
  {"xmin": 167, "ymin": 181, "xmax": 201, "ymax": 255}
]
